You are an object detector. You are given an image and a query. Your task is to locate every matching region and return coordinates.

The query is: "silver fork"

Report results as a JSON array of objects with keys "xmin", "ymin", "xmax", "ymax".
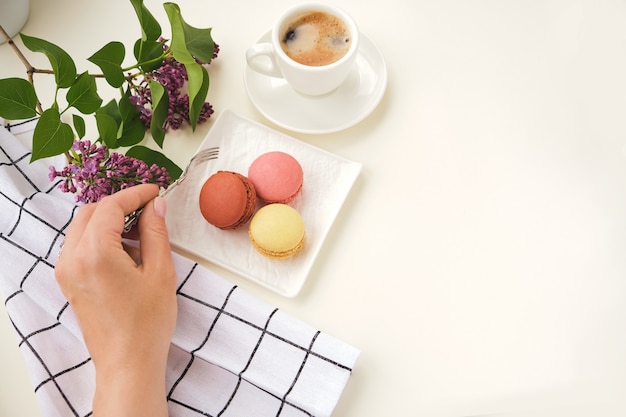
[{"xmin": 123, "ymin": 146, "xmax": 219, "ymax": 233}]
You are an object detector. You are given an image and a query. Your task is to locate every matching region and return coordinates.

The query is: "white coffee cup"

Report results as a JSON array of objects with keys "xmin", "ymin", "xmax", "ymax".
[
  {"xmin": 0, "ymin": 0, "xmax": 29, "ymax": 44},
  {"xmin": 246, "ymin": 2, "xmax": 359, "ymax": 96}
]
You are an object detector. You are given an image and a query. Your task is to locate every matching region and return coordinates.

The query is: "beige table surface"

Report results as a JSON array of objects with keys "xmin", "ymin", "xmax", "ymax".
[{"xmin": 2, "ymin": 0, "xmax": 626, "ymax": 416}]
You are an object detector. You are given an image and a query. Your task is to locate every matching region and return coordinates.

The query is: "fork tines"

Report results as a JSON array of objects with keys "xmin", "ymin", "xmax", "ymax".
[{"xmin": 190, "ymin": 146, "xmax": 219, "ymax": 166}]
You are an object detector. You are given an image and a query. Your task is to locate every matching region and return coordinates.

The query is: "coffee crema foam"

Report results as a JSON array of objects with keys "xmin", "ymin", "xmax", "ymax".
[{"xmin": 280, "ymin": 11, "xmax": 351, "ymax": 67}]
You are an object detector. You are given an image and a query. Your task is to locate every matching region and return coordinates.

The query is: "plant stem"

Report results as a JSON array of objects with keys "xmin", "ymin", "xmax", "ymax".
[
  {"xmin": 0, "ymin": 25, "xmax": 45, "ymax": 114},
  {"xmin": 122, "ymin": 53, "xmax": 169, "ymax": 73}
]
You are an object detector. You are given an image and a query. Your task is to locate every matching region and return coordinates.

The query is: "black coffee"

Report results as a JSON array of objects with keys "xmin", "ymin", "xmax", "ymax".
[{"xmin": 280, "ymin": 11, "xmax": 351, "ymax": 66}]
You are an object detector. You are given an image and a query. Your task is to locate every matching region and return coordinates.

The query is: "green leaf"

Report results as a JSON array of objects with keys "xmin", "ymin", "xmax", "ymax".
[
  {"xmin": 72, "ymin": 114, "xmax": 86, "ymax": 139},
  {"xmin": 118, "ymin": 117, "xmax": 147, "ymax": 147},
  {"xmin": 163, "ymin": 3, "xmax": 197, "ymax": 65},
  {"xmin": 66, "ymin": 72, "xmax": 103, "ymax": 114},
  {"xmin": 184, "ymin": 63, "xmax": 209, "ymax": 130},
  {"xmin": 125, "ymin": 145, "xmax": 182, "ymax": 181},
  {"xmin": 97, "ymin": 99, "xmax": 122, "ymax": 126},
  {"xmin": 181, "ymin": 26, "xmax": 215, "ymax": 64},
  {"xmin": 117, "ymin": 92, "xmax": 146, "ymax": 147},
  {"xmin": 88, "ymin": 42, "xmax": 126, "ymax": 88},
  {"xmin": 148, "ymin": 80, "xmax": 168, "ymax": 148},
  {"xmin": 163, "ymin": 3, "xmax": 211, "ymax": 130},
  {"xmin": 166, "ymin": 2, "xmax": 214, "ymax": 64},
  {"xmin": 164, "ymin": 2, "xmax": 215, "ymax": 64},
  {"xmin": 20, "ymin": 33, "xmax": 77, "ymax": 89},
  {"xmin": 0, "ymin": 78, "xmax": 38, "ymax": 119},
  {"xmin": 130, "ymin": 0, "xmax": 162, "ymax": 41},
  {"xmin": 118, "ymin": 90, "xmax": 138, "ymax": 123},
  {"xmin": 31, "ymin": 108, "xmax": 74, "ymax": 161},
  {"xmin": 133, "ymin": 39, "xmax": 166, "ymax": 72},
  {"xmin": 95, "ymin": 113, "xmax": 119, "ymax": 149}
]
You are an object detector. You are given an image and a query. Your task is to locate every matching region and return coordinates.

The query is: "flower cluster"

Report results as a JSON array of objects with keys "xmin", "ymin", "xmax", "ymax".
[
  {"xmin": 129, "ymin": 43, "xmax": 220, "ymax": 131},
  {"xmin": 49, "ymin": 140, "xmax": 171, "ymax": 203}
]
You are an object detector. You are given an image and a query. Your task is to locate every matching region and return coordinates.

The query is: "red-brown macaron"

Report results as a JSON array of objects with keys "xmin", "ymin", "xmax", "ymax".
[
  {"xmin": 248, "ymin": 151, "xmax": 303, "ymax": 204},
  {"xmin": 198, "ymin": 171, "xmax": 257, "ymax": 230}
]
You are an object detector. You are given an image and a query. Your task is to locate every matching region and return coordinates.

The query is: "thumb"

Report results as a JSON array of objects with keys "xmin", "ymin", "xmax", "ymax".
[{"xmin": 138, "ymin": 196, "xmax": 174, "ymax": 275}]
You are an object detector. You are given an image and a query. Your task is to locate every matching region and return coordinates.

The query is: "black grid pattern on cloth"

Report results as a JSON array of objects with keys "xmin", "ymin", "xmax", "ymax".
[
  {"xmin": 1, "ymin": 120, "xmax": 358, "ymax": 417},
  {"xmin": 166, "ymin": 260, "xmax": 357, "ymax": 417},
  {"xmin": 1, "ymin": 121, "xmax": 96, "ymax": 417}
]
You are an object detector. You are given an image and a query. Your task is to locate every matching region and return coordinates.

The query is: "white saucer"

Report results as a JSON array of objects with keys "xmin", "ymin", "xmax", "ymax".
[{"xmin": 244, "ymin": 31, "xmax": 387, "ymax": 134}]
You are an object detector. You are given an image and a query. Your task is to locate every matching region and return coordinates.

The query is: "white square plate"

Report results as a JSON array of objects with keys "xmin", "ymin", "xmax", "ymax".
[{"xmin": 164, "ymin": 110, "xmax": 361, "ymax": 297}]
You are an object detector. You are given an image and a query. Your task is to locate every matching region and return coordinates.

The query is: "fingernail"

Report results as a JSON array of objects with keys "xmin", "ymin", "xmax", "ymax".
[{"xmin": 154, "ymin": 196, "xmax": 167, "ymax": 218}]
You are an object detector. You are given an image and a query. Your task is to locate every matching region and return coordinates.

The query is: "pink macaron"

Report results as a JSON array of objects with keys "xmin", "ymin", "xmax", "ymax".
[{"xmin": 248, "ymin": 151, "xmax": 303, "ymax": 204}]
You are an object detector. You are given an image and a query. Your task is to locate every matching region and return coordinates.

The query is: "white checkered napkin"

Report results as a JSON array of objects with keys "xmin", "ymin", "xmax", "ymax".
[{"xmin": 0, "ymin": 121, "xmax": 360, "ymax": 417}]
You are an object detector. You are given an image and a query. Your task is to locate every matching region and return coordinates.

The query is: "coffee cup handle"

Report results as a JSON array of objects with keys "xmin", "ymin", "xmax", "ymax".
[{"xmin": 246, "ymin": 43, "xmax": 283, "ymax": 78}]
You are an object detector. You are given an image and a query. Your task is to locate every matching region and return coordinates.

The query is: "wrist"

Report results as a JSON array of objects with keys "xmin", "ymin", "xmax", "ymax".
[{"xmin": 93, "ymin": 357, "xmax": 169, "ymax": 417}]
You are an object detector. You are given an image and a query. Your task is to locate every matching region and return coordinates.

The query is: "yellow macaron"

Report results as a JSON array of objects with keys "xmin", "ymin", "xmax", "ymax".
[{"xmin": 248, "ymin": 203, "xmax": 305, "ymax": 259}]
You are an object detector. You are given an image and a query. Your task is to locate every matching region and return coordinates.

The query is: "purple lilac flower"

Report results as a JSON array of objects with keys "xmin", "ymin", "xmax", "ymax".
[
  {"xmin": 128, "ymin": 43, "xmax": 219, "ymax": 131},
  {"xmin": 49, "ymin": 140, "xmax": 171, "ymax": 203}
]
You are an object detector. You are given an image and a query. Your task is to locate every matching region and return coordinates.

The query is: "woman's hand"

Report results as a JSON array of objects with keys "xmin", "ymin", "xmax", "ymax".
[{"xmin": 55, "ymin": 184, "xmax": 177, "ymax": 417}]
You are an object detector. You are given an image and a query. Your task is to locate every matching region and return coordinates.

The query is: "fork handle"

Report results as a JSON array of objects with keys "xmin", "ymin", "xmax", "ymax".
[
  {"xmin": 123, "ymin": 208, "xmax": 144, "ymax": 233},
  {"xmin": 122, "ymin": 185, "xmax": 170, "ymax": 233}
]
